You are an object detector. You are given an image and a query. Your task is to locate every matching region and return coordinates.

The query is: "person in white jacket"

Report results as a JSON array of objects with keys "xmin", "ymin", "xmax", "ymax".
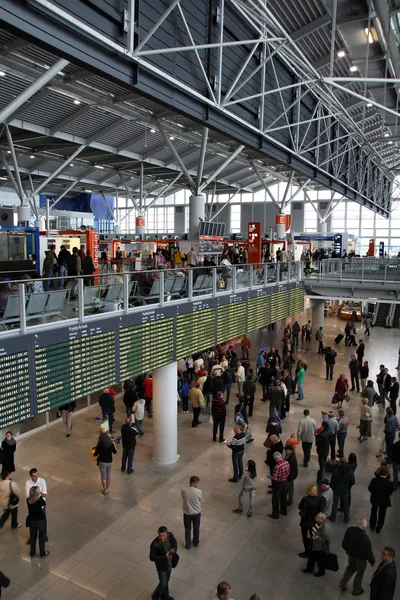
[
  {"xmin": 132, "ymin": 398, "xmax": 145, "ymax": 436},
  {"xmin": 236, "ymin": 361, "xmax": 245, "ymax": 396},
  {"xmin": 297, "ymin": 409, "xmax": 317, "ymax": 468}
]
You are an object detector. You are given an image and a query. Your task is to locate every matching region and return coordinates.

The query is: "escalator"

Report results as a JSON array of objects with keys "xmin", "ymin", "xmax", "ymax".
[
  {"xmin": 393, "ymin": 304, "xmax": 400, "ymax": 329},
  {"xmin": 373, "ymin": 303, "xmax": 391, "ymax": 327}
]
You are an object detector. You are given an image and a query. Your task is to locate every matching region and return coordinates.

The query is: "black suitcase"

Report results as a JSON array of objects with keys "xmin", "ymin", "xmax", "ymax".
[{"xmin": 334, "ymin": 333, "xmax": 344, "ymax": 344}]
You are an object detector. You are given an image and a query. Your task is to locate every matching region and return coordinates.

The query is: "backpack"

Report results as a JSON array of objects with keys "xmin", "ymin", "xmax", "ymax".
[
  {"xmin": 235, "ymin": 411, "xmax": 246, "ymax": 427},
  {"xmin": 181, "ymin": 382, "xmax": 190, "ymax": 397},
  {"xmin": 223, "ymin": 369, "xmax": 234, "ymax": 385}
]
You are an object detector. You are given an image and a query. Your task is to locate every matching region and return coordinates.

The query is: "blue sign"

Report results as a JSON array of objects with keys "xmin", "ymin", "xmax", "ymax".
[
  {"xmin": 379, "ymin": 241, "xmax": 385, "ymax": 257},
  {"xmin": 333, "ymin": 234, "xmax": 343, "ymax": 257}
]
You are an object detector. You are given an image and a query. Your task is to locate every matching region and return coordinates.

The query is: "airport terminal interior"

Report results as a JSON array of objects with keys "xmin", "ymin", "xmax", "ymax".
[{"xmin": 1, "ymin": 0, "xmax": 400, "ymax": 599}]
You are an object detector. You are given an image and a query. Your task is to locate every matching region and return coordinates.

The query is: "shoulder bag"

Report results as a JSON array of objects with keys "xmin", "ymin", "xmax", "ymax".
[{"xmin": 9, "ymin": 482, "xmax": 19, "ymax": 508}]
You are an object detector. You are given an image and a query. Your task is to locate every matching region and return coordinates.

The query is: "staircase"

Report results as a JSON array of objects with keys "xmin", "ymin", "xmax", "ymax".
[{"xmin": 374, "ymin": 303, "xmax": 391, "ymax": 327}]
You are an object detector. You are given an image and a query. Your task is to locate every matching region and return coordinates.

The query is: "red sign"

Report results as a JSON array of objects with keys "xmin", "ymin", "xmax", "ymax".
[
  {"xmin": 275, "ymin": 214, "xmax": 292, "ymax": 231},
  {"xmin": 136, "ymin": 217, "xmax": 145, "ymax": 227},
  {"xmin": 368, "ymin": 239, "xmax": 375, "ymax": 257},
  {"xmin": 248, "ymin": 222, "xmax": 262, "ymax": 264}
]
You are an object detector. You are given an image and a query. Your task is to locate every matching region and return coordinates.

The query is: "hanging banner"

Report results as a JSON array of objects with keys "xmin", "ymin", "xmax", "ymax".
[
  {"xmin": 248, "ymin": 222, "xmax": 262, "ymax": 264},
  {"xmin": 368, "ymin": 239, "xmax": 375, "ymax": 257}
]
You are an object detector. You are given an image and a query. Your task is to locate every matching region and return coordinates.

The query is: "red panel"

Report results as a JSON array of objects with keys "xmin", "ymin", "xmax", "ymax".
[{"xmin": 248, "ymin": 222, "xmax": 262, "ymax": 264}]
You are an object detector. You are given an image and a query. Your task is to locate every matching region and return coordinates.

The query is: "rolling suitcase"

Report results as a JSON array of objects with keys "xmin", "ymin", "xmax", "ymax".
[{"xmin": 334, "ymin": 333, "xmax": 344, "ymax": 344}]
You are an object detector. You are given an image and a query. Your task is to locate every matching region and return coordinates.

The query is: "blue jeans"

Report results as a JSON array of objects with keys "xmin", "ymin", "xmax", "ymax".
[
  {"xmin": 122, "ymin": 447, "xmax": 135, "ymax": 473},
  {"xmin": 135, "ymin": 419, "xmax": 143, "ymax": 434},
  {"xmin": 43, "ymin": 269, "xmax": 54, "ymax": 291},
  {"xmin": 58, "ymin": 264, "xmax": 67, "ymax": 288},
  {"xmin": 184, "ymin": 512, "xmax": 200, "ymax": 548},
  {"xmin": 153, "ymin": 568, "xmax": 171, "ymax": 600},
  {"xmin": 337, "ymin": 432, "xmax": 347, "ymax": 458},
  {"xmin": 297, "ymin": 382, "xmax": 304, "ymax": 400},
  {"xmin": 232, "ymin": 451, "xmax": 244, "ymax": 482}
]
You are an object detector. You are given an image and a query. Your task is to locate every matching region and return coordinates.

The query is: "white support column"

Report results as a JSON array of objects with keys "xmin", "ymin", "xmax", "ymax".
[
  {"xmin": 152, "ymin": 361, "xmax": 178, "ymax": 465},
  {"xmin": 189, "ymin": 194, "xmax": 205, "ymax": 239},
  {"xmin": 312, "ymin": 299, "xmax": 325, "ymax": 352}
]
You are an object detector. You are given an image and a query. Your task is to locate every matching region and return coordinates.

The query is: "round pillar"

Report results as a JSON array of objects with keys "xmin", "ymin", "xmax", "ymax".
[
  {"xmin": 152, "ymin": 361, "xmax": 178, "ymax": 465},
  {"xmin": 275, "ymin": 214, "xmax": 286, "ymax": 240},
  {"xmin": 318, "ymin": 220, "xmax": 327, "ymax": 233},
  {"xmin": 18, "ymin": 204, "xmax": 30, "ymax": 226},
  {"xmin": 189, "ymin": 194, "xmax": 205, "ymax": 239},
  {"xmin": 312, "ymin": 299, "xmax": 325, "ymax": 352},
  {"xmin": 114, "ymin": 224, "xmax": 121, "ymax": 235},
  {"xmin": 136, "ymin": 216, "xmax": 145, "ymax": 235}
]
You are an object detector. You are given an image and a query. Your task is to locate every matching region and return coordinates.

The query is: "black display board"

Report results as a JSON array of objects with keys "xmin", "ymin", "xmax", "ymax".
[
  {"xmin": 247, "ymin": 290, "xmax": 271, "ymax": 332},
  {"xmin": 176, "ymin": 298, "xmax": 217, "ymax": 359},
  {"xmin": 290, "ymin": 286, "xmax": 305, "ymax": 316},
  {"xmin": 217, "ymin": 293, "xmax": 248, "ymax": 343},
  {"xmin": 270, "ymin": 288, "xmax": 290, "ymax": 323}
]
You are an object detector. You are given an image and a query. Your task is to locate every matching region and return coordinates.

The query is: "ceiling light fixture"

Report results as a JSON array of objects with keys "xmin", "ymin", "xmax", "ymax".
[
  {"xmin": 6, "ymin": 150, "xmax": 11, "ymax": 154},
  {"xmin": 73, "ymin": 99, "xmax": 81, "ymax": 105},
  {"xmin": 169, "ymin": 136, "xmax": 175, "ymax": 140},
  {"xmin": 389, "ymin": 141, "xmax": 394, "ymax": 145},
  {"xmin": 0, "ymin": 71, "xmax": 6, "ymax": 77},
  {"xmin": 0, "ymin": 176, "xmax": 7, "ymax": 180},
  {"xmin": 349, "ymin": 65, "xmax": 358, "ymax": 72},
  {"xmin": 337, "ymin": 50, "xmax": 346, "ymax": 58},
  {"xmin": 364, "ymin": 27, "xmax": 374, "ymax": 44},
  {"xmin": 30, "ymin": 155, "xmax": 35, "ymax": 159},
  {"xmin": 94, "ymin": 164, "xmax": 104, "ymax": 169},
  {"xmin": 70, "ymin": 163, "xmax": 74, "ymax": 167},
  {"xmin": 150, "ymin": 128, "xmax": 156, "ymax": 133},
  {"xmin": 366, "ymin": 102, "xmax": 373, "ymax": 107},
  {"xmin": 385, "ymin": 133, "xmax": 390, "ymax": 137},
  {"xmin": 85, "ymin": 189, "xmax": 92, "ymax": 192}
]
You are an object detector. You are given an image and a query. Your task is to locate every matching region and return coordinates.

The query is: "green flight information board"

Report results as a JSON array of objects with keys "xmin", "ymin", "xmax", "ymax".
[
  {"xmin": 217, "ymin": 300, "xmax": 247, "ymax": 343},
  {"xmin": 0, "ymin": 350, "xmax": 31, "ymax": 427},
  {"xmin": 290, "ymin": 287, "xmax": 304, "ymax": 315},
  {"xmin": 247, "ymin": 294, "xmax": 271, "ymax": 332},
  {"xmin": 270, "ymin": 289, "xmax": 289, "ymax": 323},
  {"xmin": 119, "ymin": 318, "xmax": 174, "ymax": 380},
  {"xmin": 176, "ymin": 307, "xmax": 216, "ymax": 358}
]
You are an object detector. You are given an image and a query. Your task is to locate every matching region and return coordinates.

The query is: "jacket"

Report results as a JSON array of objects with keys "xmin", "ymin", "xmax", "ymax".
[
  {"xmin": 368, "ymin": 475, "xmax": 393, "ymax": 507},
  {"xmin": 99, "ymin": 393, "xmax": 115, "ymax": 415},
  {"xmin": 93, "ymin": 442, "xmax": 117, "ymax": 464},
  {"xmin": 330, "ymin": 465, "xmax": 355, "ymax": 494},
  {"xmin": 349, "ymin": 359, "xmax": 359, "ymax": 374},
  {"xmin": 121, "ymin": 423, "xmax": 139, "ymax": 449},
  {"xmin": 243, "ymin": 379, "xmax": 256, "ymax": 397},
  {"xmin": 324, "ymin": 349, "xmax": 337, "ymax": 365},
  {"xmin": 286, "ymin": 452, "xmax": 298, "ymax": 482},
  {"xmin": 241, "ymin": 472, "xmax": 257, "ymax": 491},
  {"xmin": 27, "ymin": 496, "xmax": 47, "ymax": 522},
  {"xmin": 360, "ymin": 365, "xmax": 369, "ymax": 379},
  {"xmin": 356, "ymin": 344, "xmax": 365, "ymax": 358},
  {"xmin": 297, "ymin": 416, "xmax": 317, "ymax": 443},
  {"xmin": 132, "ymin": 399, "xmax": 145, "ymax": 421},
  {"xmin": 298, "ymin": 495, "xmax": 326, "ymax": 526},
  {"xmin": 342, "ymin": 527, "xmax": 375, "ymax": 564},
  {"xmin": 59, "ymin": 401, "xmax": 76, "ymax": 412},
  {"xmin": 266, "ymin": 440, "xmax": 284, "ymax": 469},
  {"xmin": 390, "ymin": 382, "xmax": 399, "ymax": 401},
  {"xmin": 0, "ymin": 571, "xmax": 10, "ymax": 598},
  {"xmin": 189, "ymin": 388, "xmax": 204, "ymax": 408},
  {"xmin": 391, "ymin": 440, "xmax": 400, "ymax": 465},
  {"xmin": 202, "ymin": 375, "xmax": 214, "ymax": 394},
  {"xmin": 0, "ymin": 479, "xmax": 20, "ymax": 510},
  {"xmin": 320, "ymin": 487, "xmax": 333, "ymax": 517},
  {"xmin": 310, "ymin": 522, "xmax": 331, "ymax": 553},
  {"xmin": 212, "ymin": 376, "xmax": 225, "ymax": 395},
  {"xmin": 384, "ymin": 374, "xmax": 392, "ymax": 392},
  {"xmin": 315, "ymin": 429, "xmax": 330, "ymax": 457},
  {"xmin": 149, "ymin": 532, "xmax": 177, "ymax": 572},
  {"xmin": 211, "ymin": 396, "xmax": 226, "ymax": 417},
  {"xmin": 258, "ymin": 366, "xmax": 272, "ymax": 386},
  {"xmin": 123, "ymin": 389, "xmax": 137, "ymax": 410},
  {"xmin": 370, "ymin": 561, "xmax": 397, "ymax": 600},
  {"xmin": 335, "ymin": 378, "xmax": 348, "ymax": 400},
  {"xmin": 268, "ymin": 384, "xmax": 285, "ymax": 406},
  {"xmin": 385, "ymin": 415, "xmax": 399, "ymax": 434},
  {"xmin": 82, "ymin": 256, "xmax": 95, "ymax": 275},
  {"xmin": 360, "ymin": 404, "xmax": 373, "ymax": 421}
]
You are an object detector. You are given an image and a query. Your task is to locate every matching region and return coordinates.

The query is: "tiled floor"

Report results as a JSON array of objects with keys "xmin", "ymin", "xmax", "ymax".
[{"xmin": 3, "ymin": 312, "xmax": 400, "ymax": 600}]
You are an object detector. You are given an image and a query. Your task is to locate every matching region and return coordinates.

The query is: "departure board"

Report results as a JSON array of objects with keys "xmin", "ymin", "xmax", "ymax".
[
  {"xmin": 290, "ymin": 287, "xmax": 304, "ymax": 315},
  {"xmin": 0, "ymin": 350, "xmax": 31, "ymax": 427},
  {"xmin": 119, "ymin": 318, "xmax": 174, "ymax": 380},
  {"xmin": 270, "ymin": 289, "xmax": 289, "ymax": 323},
  {"xmin": 217, "ymin": 300, "xmax": 247, "ymax": 343},
  {"xmin": 176, "ymin": 307, "xmax": 216, "ymax": 358},
  {"xmin": 35, "ymin": 330, "xmax": 116, "ymax": 414},
  {"xmin": 247, "ymin": 294, "xmax": 271, "ymax": 332}
]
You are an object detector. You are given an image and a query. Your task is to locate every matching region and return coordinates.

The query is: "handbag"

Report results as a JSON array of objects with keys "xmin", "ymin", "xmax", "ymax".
[
  {"xmin": 331, "ymin": 393, "xmax": 338, "ymax": 405},
  {"xmin": 89, "ymin": 446, "xmax": 98, "ymax": 460},
  {"xmin": 344, "ymin": 393, "xmax": 351, "ymax": 402},
  {"xmin": 323, "ymin": 552, "xmax": 339, "ymax": 572},
  {"xmin": 9, "ymin": 482, "xmax": 19, "ymax": 508},
  {"xmin": 171, "ymin": 552, "xmax": 180, "ymax": 568}
]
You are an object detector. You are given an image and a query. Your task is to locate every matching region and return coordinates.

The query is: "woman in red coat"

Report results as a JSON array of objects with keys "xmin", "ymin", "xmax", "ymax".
[{"xmin": 335, "ymin": 374, "xmax": 348, "ymax": 409}]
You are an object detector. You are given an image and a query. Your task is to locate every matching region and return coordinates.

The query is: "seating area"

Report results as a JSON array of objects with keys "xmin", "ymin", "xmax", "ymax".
[{"xmin": 0, "ymin": 289, "xmax": 70, "ymax": 329}]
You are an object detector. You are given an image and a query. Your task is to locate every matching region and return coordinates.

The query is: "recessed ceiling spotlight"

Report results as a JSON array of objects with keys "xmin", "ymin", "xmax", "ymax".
[
  {"xmin": 337, "ymin": 50, "xmax": 346, "ymax": 58},
  {"xmin": 0, "ymin": 71, "xmax": 6, "ymax": 77},
  {"xmin": 248, "ymin": 167, "xmax": 252, "ymax": 170},
  {"xmin": 6, "ymin": 150, "xmax": 11, "ymax": 154},
  {"xmin": 0, "ymin": 176, "xmax": 7, "ymax": 180},
  {"xmin": 73, "ymin": 99, "xmax": 81, "ymax": 105},
  {"xmin": 349, "ymin": 65, "xmax": 358, "ymax": 72},
  {"xmin": 385, "ymin": 133, "xmax": 390, "ymax": 137},
  {"xmin": 150, "ymin": 128, "xmax": 156, "ymax": 133},
  {"xmin": 85, "ymin": 189, "xmax": 92, "ymax": 192},
  {"xmin": 30, "ymin": 155, "xmax": 35, "ymax": 159},
  {"xmin": 366, "ymin": 102, "xmax": 373, "ymax": 107},
  {"xmin": 169, "ymin": 136, "xmax": 175, "ymax": 140},
  {"xmin": 389, "ymin": 141, "xmax": 394, "ymax": 145},
  {"xmin": 70, "ymin": 163, "xmax": 74, "ymax": 167},
  {"xmin": 94, "ymin": 164, "xmax": 104, "ymax": 169},
  {"xmin": 364, "ymin": 27, "xmax": 374, "ymax": 44}
]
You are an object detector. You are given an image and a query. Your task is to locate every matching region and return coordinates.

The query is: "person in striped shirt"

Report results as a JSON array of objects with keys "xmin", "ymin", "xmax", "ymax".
[
  {"xmin": 269, "ymin": 452, "xmax": 290, "ymax": 519},
  {"xmin": 226, "ymin": 426, "xmax": 246, "ymax": 482}
]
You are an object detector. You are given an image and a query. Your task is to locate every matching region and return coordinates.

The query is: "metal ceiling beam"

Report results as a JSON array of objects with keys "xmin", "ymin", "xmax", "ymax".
[
  {"xmin": 198, "ymin": 145, "xmax": 245, "ymax": 193},
  {"xmin": 290, "ymin": 14, "xmax": 331, "ymax": 41},
  {"xmin": 0, "ymin": 58, "xmax": 69, "ymax": 123},
  {"xmin": 158, "ymin": 123, "xmax": 196, "ymax": 191},
  {"xmin": 32, "ymin": 145, "xmax": 85, "ymax": 196},
  {"xmin": 7, "ymin": 89, "xmax": 51, "ymax": 123},
  {"xmin": 119, "ymin": 172, "xmax": 140, "ymax": 212},
  {"xmin": 50, "ymin": 105, "xmax": 93, "ymax": 135},
  {"xmin": 49, "ymin": 180, "xmax": 79, "ymax": 211}
]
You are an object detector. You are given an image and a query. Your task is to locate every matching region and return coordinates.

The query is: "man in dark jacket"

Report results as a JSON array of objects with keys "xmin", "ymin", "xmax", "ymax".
[
  {"xmin": 370, "ymin": 547, "xmax": 397, "ymax": 600},
  {"xmin": 284, "ymin": 445, "xmax": 298, "ymax": 505},
  {"xmin": 212, "ymin": 374, "xmax": 225, "ymax": 396},
  {"xmin": 268, "ymin": 380, "xmax": 285, "ymax": 417},
  {"xmin": 258, "ymin": 363, "xmax": 273, "ymax": 401},
  {"xmin": 384, "ymin": 407, "xmax": 399, "ymax": 463},
  {"xmin": 391, "ymin": 432, "xmax": 400, "ymax": 490},
  {"xmin": 389, "ymin": 377, "xmax": 399, "ymax": 416},
  {"xmin": 123, "ymin": 380, "xmax": 137, "ymax": 417},
  {"xmin": 324, "ymin": 347, "xmax": 337, "ymax": 381},
  {"xmin": 227, "ymin": 425, "xmax": 246, "ymax": 482},
  {"xmin": 340, "ymin": 518, "xmax": 375, "ymax": 595},
  {"xmin": 211, "ymin": 392, "xmax": 227, "ymax": 443},
  {"xmin": 356, "ymin": 341, "xmax": 365, "ymax": 369},
  {"xmin": 149, "ymin": 526, "xmax": 177, "ymax": 600},
  {"xmin": 368, "ymin": 467, "xmax": 394, "ymax": 533},
  {"xmin": 120, "ymin": 418, "xmax": 139, "ymax": 474},
  {"xmin": 99, "ymin": 389, "xmax": 116, "ymax": 433},
  {"xmin": 330, "ymin": 458, "xmax": 355, "ymax": 523},
  {"xmin": 243, "ymin": 375, "xmax": 256, "ymax": 417},
  {"xmin": 316, "ymin": 421, "xmax": 330, "ymax": 482}
]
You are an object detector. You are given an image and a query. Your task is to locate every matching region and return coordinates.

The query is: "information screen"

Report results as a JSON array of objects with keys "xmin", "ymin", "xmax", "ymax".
[
  {"xmin": 176, "ymin": 307, "xmax": 216, "ymax": 358},
  {"xmin": 119, "ymin": 318, "xmax": 174, "ymax": 380},
  {"xmin": 290, "ymin": 287, "xmax": 304, "ymax": 315},
  {"xmin": 247, "ymin": 294, "xmax": 271, "ymax": 332},
  {"xmin": 217, "ymin": 301, "xmax": 247, "ymax": 343},
  {"xmin": 270, "ymin": 289, "xmax": 289, "ymax": 323},
  {"xmin": 35, "ymin": 331, "xmax": 116, "ymax": 413},
  {"xmin": 0, "ymin": 350, "xmax": 31, "ymax": 427}
]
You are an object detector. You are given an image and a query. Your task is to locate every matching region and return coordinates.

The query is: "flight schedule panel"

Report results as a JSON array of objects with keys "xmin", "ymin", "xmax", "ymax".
[
  {"xmin": 290, "ymin": 286, "xmax": 304, "ymax": 315},
  {"xmin": 247, "ymin": 290, "xmax": 271, "ymax": 332},
  {"xmin": 0, "ymin": 336, "xmax": 32, "ymax": 428},
  {"xmin": 35, "ymin": 322, "xmax": 117, "ymax": 414},
  {"xmin": 217, "ymin": 294, "xmax": 247, "ymax": 343},
  {"xmin": 176, "ymin": 299, "xmax": 217, "ymax": 358},
  {"xmin": 270, "ymin": 288, "xmax": 290, "ymax": 323}
]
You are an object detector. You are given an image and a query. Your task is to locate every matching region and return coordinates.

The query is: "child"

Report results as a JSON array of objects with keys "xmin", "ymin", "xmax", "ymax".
[
  {"xmin": 232, "ymin": 460, "xmax": 257, "ymax": 517},
  {"xmin": 285, "ymin": 432, "xmax": 300, "ymax": 451}
]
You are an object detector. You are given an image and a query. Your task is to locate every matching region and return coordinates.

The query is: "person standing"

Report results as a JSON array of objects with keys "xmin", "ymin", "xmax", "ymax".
[
  {"xmin": 389, "ymin": 377, "xmax": 399, "ymax": 416},
  {"xmin": 268, "ymin": 379, "xmax": 285, "ymax": 417},
  {"xmin": 25, "ymin": 468, "xmax": 48, "ymax": 543},
  {"xmin": 296, "ymin": 361, "xmax": 306, "ymax": 401},
  {"xmin": 370, "ymin": 547, "xmax": 397, "ymax": 600},
  {"xmin": 143, "ymin": 373, "xmax": 153, "ymax": 418},
  {"xmin": 349, "ymin": 322, "xmax": 357, "ymax": 347},
  {"xmin": 241, "ymin": 335, "xmax": 251, "ymax": 360},
  {"xmin": 302, "ymin": 513, "xmax": 331, "ymax": 577},
  {"xmin": 268, "ymin": 452, "xmax": 290, "ymax": 519},
  {"xmin": 123, "ymin": 380, "xmax": 137, "ymax": 417},
  {"xmin": 0, "ymin": 470, "xmax": 20, "ymax": 530},
  {"xmin": 364, "ymin": 316, "xmax": 372, "ymax": 336},
  {"xmin": 330, "ymin": 458, "xmax": 355, "ymax": 523},
  {"xmin": 243, "ymin": 374, "xmax": 256, "ymax": 417},
  {"xmin": 360, "ymin": 361, "xmax": 370, "ymax": 391},
  {"xmin": 120, "ymin": 418, "xmax": 139, "ymax": 474},
  {"xmin": 186, "ymin": 246, "xmax": 198, "ymax": 267},
  {"xmin": 149, "ymin": 526, "xmax": 177, "ymax": 600},
  {"xmin": 132, "ymin": 395, "xmax": 145, "ymax": 435},
  {"xmin": 258, "ymin": 362, "xmax": 273, "ymax": 401},
  {"xmin": 322, "ymin": 410, "xmax": 339, "ymax": 461},
  {"xmin": 235, "ymin": 361, "xmax": 245, "ymax": 397},
  {"xmin": 349, "ymin": 355, "xmax": 361, "ymax": 393},
  {"xmin": 284, "ymin": 445, "xmax": 298, "ymax": 506},
  {"xmin": 82, "ymin": 250, "xmax": 95, "ymax": 286},
  {"xmin": 305, "ymin": 320, "xmax": 312, "ymax": 343},
  {"xmin": 190, "ymin": 383, "xmax": 204, "ymax": 428},
  {"xmin": 384, "ymin": 407, "xmax": 398, "ymax": 463},
  {"xmin": 98, "ymin": 389, "xmax": 116, "ymax": 433},
  {"xmin": 232, "ymin": 460, "xmax": 257, "ymax": 518},
  {"xmin": 368, "ymin": 467, "xmax": 393, "ymax": 533},
  {"xmin": 226, "ymin": 425, "xmax": 246, "ymax": 483},
  {"xmin": 58, "ymin": 401, "xmax": 76, "ymax": 438},
  {"xmin": 391, "ymin": 432, "xmax": 400, "ymax": 490},
  {"xmin": 0, "ymin": 571, "xmax": 10, "ymax": 596},
  {"xmin": 27, "ymin": 486, "xmax": 49, "ymax": 558},
  {"xmin": 316, "ymin": 421, "xmax": 330, "ymax": 481},
  {"xmin": 298, "ymin": 484, "xmax": 327, "ymax": 557},
  {"xmin": 297, "ymin": 409, "xmax": 317, "ymax": 468},
  {"xmin": 57, "ymin": 245, "xmax": 70, "ymax": 288},
  {"xmin": 181, "ymin": 476, "xmax": 202, "ymax": 549},
  {"xmin": 337, "ymin": 410, "xmax": 349, "ymax": 458},
  {"xmin": 1, "ymin": 432, "xmax": 16, "ymax": 473},
  {"xmin": 222, "ymin": 365, "xmax": 234, "ymax": 405},
  {"xmin": 316, "ymin": 327, "xmax": 324, "ymax": 354},
  {"xmin": 93, "ymin": 433, "xmax": 117, "ymax": 495},
  {"xmin": 324, "ymin": 347, "xmax": 337, "ymax": 381},
  {"xmin": 318, "ymin": 479, "xmax": 333, "ymax": 518},
  {"xmin": 335, "ymin": 373, "xmax": 349, "ymax": 410},
  {"xmin": 359, "ymin": 397, "xmax": 373, "ymax": 443},
  {"xmin": 383, "ymin": 368, "xmax": 392, "ymax": 403},
  {"xmin": 357, "ymin": 341, "xmax": 365, "ymax": 369},
  {"xmin": 211, "ymin": 392, "xmax": 227, "ymax": 443},
  {"xmin": 340, "ymin": 519, "xmax": 375, "ymax": 596}
]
